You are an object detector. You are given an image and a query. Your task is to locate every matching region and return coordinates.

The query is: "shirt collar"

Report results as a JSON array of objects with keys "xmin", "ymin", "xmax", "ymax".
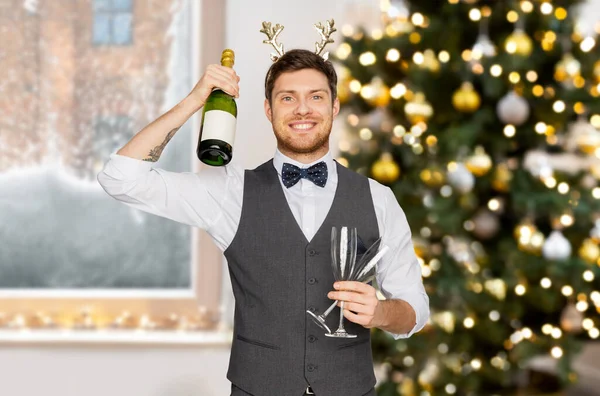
[{"xmin": 273, "ymin": 149, "xmax": 336, "ymax": 182}]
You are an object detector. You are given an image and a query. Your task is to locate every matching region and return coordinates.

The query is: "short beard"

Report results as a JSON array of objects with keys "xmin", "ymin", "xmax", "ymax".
[{"xmin": 275, "ymin": 132, "xmax": 330, "ymax": 154}]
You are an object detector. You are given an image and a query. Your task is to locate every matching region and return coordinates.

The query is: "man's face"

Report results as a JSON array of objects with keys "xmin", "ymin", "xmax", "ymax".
[{"xmin": 265, "ymin": 69, "xmax": 340, "ymax": 160}]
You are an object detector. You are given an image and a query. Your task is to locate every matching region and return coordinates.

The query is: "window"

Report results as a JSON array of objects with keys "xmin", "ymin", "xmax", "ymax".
[
  {"xmin": 93, "ymin": 114, "xmax": 133, "ymax": 164},
  {"xmin": 93, "ymin": 0, "xmax": 133, "ymax": 45}
]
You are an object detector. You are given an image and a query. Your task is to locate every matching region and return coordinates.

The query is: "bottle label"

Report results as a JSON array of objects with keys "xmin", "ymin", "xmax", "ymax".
[{"xmin": 201, "ymin": 110, "xmax": 236, "ymax": 145}]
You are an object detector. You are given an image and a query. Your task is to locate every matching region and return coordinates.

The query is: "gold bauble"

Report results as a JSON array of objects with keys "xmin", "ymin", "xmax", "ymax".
[
  {"xmin": 579, "ymin": 238, "xmax": 600, "ymax": 264},
  {"xmin": 398, "ymin": 378, "xmax": 415, "ymax": 396},
  {"xmin": 372, "ymin": 85, "xmax": 391, "ymax": 107},
  {"xmin": 590, "ymin": 163, "xmax": 600, "ymax": 180},
  {"xmin": 560, "ymin": 303, "xmax": 583, "ymax": 334},
  {"xmin": 371, "ymin": 153, "xmax": 400, "ymax": 184},
  {"xmin": 337, "ymin": 78, "xmax": 351, "ymax": 104},
  {"xmin": 452, "ymin": 82, "xmax": 481, "ymax": 113},
  {"xmin": 492, "ymin": 163, "xmax": 513, "ymax": 192},
  {"xmin": 404, "ymin": 92, "xmax": 433, "ymax": 124},
  {"xmin": 421, "ymin": 49, "xmax": 440, "ymax": 72},
  {"xmin": 523, "ymin": 230, "xmax": 545, "ymax": 255},
  {"xmin": 363, "ymin": 78, "xmax": 391, "ymax": 108},
  {"xmin": 515, "ymin": 220, "xmax": 545, "ymax": 255},
  {"xmin": 412, "ymin": 237, "xmax": 430, "ymax": 259},
  {"xmin": 505, "ymin": 29, "xmax": 533, "ymax": 56},
  {"xmin": 594, "ymin": 60, "xmax": 600, "ymax": 83},
  {"xmin": 420, "ymin": 166, "xmax": 445, "ymax": 187},
  {"xmin": 431, "ymin": 311, "xmax": 455, "ymax": 333},
  {"xmin": 554, "ymin": 53, "xmax": 581, "ymax": 83},
  {"xmin": 484, "ymin": 278, "xmax": 507, "ymax": 301},
  {"xmin": 465, "ymin": 146, "xmax": 492, "ymax": 176}
]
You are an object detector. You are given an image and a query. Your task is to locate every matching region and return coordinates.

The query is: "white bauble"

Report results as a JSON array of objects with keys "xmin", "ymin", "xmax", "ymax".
[
  {"xmin": 472, "ymin": 210, "xmax": 500, "ymax": 239},
  {"xmin": 447, "ymin": 163, "xmax": 475, "ymax": 193},
  {"xmin": 472, "ymin": 34, "xmax": 496, "ymax": 58},
  {"xmin": 542, "ymin": 230, "xmax": 572, "ymax": 261},
  {"xmin": 497, "ymin": 91, "xmax": 530, "ymax": 126}
]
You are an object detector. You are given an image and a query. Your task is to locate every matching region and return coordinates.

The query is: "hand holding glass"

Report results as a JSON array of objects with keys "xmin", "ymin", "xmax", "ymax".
[{"xmin": 306, "ymin": 226, "xmax": 389, "ymax": 338}]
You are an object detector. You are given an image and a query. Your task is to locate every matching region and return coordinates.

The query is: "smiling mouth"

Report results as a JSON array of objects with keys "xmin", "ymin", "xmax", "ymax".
[{"xmin": 289, "ymin": 122, "xmax": 317, "ymax": 131}]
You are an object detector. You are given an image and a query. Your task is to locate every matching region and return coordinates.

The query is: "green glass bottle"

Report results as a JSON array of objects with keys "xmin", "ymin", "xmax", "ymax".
[{"xmin": 197, "ymin": 49, "xmax": 237, "ymax": 166}]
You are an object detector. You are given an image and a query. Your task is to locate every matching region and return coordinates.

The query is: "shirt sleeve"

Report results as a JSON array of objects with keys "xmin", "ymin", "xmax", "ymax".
[
  {"xmin": 370, "ymin": 180, "xmax": 430, "ymax": 339},
  {"xmin": 96, "ymin": 153, "xmax": 243, "ymax": 249}
]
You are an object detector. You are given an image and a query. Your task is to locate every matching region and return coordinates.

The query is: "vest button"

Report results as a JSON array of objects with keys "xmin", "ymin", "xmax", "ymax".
[
  {"xmin": 307, "ymin": 364, "xmax": 317, "ymax": 372},
  {"xmin": 308, "ymin": 277, "xmax": 317, "ymax": 285},
  {"xmin": 308, "ymin": 335, "xmax": 317, "ymax": 343},
  {"xmin": 308, "ymin": 306, "xmax": 316, "ymax": 313},
  {"xmin": 308, "ymin": 249, "xmax": 317, "ymax": 256}
]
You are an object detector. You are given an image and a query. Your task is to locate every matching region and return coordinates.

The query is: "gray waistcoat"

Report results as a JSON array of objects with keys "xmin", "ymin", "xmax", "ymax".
[{"xmin": 224, "ymin": 159, "xmax": 380, "ymax": 396}]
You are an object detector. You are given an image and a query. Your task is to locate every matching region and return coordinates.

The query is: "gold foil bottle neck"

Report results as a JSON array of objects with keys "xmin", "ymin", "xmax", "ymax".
[{"xmin": 221, "ymin": 49, "xmax": 235, "ymax": 67}]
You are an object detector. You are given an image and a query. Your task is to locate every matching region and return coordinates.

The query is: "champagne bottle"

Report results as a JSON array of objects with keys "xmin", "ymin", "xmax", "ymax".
[{"xmin": 197, "ymin": 49, "xmax": 237, "ymax": 166}]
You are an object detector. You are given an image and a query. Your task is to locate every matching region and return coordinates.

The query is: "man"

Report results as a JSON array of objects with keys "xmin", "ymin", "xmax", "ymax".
[{"xmin": 98, "ymin": 49, "xmax": 429, "ymax": 396}]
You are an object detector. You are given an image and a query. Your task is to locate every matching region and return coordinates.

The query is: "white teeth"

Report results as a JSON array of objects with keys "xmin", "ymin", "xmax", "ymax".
[{"xmin": 291, "ymin": 123, "xmax": 314, "ymax": 130}]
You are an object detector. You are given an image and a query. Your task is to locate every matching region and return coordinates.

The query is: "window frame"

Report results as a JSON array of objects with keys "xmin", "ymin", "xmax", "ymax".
[{"xmin": 0, "ymin": 0, "xmax": 229, "ymax": 345}]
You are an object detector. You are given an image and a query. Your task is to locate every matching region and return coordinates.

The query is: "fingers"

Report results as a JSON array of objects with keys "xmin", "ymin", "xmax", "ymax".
[
  {"xmin": 337, "ymin": 301, "xmax": 375, "ymax": 316},
  {"xmin": 205, "ymin": 64, "xmax": 240, "ymax": 97},
  {"xmin": 328, "ymin": 291, "xmax": 370, "ymax": 305},
  {"xmin": 342, "ymin": 309, "xmax": 370, "ymax": 327},
  {"xmin": 334, "ymin": 281, "xmax": 375, "ymax": 295}
]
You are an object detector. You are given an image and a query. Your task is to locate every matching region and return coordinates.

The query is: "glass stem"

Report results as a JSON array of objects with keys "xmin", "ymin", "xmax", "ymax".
[
  {"xmin": 322, "ymin": 300, "xmax": 338, "ymax": 318},
  {"xmin": 338, "ymin": 301, "xmax": 346, "ymax": 331}
]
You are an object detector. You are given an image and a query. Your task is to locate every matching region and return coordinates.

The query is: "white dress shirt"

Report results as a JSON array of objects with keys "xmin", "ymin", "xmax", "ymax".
[{"xmin": 97, "ymin": 149, "xmax": 429, "ymax": 338}]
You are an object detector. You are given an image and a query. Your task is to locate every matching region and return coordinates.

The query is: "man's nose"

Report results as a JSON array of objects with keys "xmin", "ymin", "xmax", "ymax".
[{"xmin": 293, "ymin": 99, "xmax": 312, "ymax": 116}]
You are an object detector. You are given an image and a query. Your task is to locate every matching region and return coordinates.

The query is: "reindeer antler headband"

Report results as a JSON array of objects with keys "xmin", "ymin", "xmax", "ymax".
[{"xmin": 260, "ymin": 19, "xmax": 337, "ymax": 62}]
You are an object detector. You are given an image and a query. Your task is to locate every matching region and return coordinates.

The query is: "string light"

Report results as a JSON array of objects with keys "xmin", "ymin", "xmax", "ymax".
[
  {"xmin": 359, "ymin": 128, "xmax": 373, "ymax": 140},
  {"xmin": 551, "ymin": 346, "xmax": 563, "ymax": 358},
  {"xmin": 464, "ymin": 317, "xmax": 475, "ymax": 328},
  {"xmin": 0, "ymin": 309, "xmax": 217, "ymax": 332},
  {"xmin": 336, "ymin": 43, "xmax": 352, "ymax": 60},
  {"xmin": 555, "ymin": 7, "xmax": 568, "ymax": 20},
  {"xmin": 520, "ymin": 1, "xmax": 534, "ymax": 13},
  {"xmin": 540, "ymin": 2, "xmax": 553, "ymax": 15},
  {"xmin": 558, "ymin": 182, "xmax": 570, "ymax": 194},
  {"xmin": 581, "ymin": 37, "xmax": 596, "ymax": 52},
  {"xmin": 359, "ymin": 52, "xmax": 377, "ymax": 66},
  {"xmin": 562, "ymin": 286, "xmax": 574, "ymax": 296},
  {"xmin": 553, "ymin": 100, "xmax": 566, "ymax": 113},
  {"xmin": 504, "ymin": 125, "xmax": 516, "ymax": 137},
  {"xmin": 526, "ymin": 71, "xmax": 538, "ymax": 82},
  {"xmin": 507, "ymin": 11, "xmax": 519, "ymax": 23},
  {"xmin": 469, "ymin": 9, "xmax": 481, "ymax": 21},
  {"xmin": 541, "ymin": 278, "xmax": 552, "ymax": 288},
  {"xmin": 413, "ymin": 52, "xmax": 424, "ymax": 64},
  {"xmin": 411, "ymin": 13, "xmax": 425, "ymax": 26},
  {"xmin": 490, "ymin": 64, "xmax": 503, "ymax": 77},
  {"xmin": 386, "ymin": 48, "xmax": 400, "ymax": 62}
]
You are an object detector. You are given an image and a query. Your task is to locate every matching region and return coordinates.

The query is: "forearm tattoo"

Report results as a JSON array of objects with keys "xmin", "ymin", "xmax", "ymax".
[{"xmin": 143, "ymin": 128, "xmax": 179, "ymax": 162}]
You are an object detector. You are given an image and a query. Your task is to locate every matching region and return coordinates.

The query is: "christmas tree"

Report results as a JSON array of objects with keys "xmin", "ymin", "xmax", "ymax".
[{"xmin": 334, "ymin": 0, "xmax": 600, "ymax": 394}]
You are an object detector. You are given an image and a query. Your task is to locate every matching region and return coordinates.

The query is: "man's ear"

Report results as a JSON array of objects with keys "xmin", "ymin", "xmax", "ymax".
[
  {"xmin": 264, "ymin": 99, "xmax": 273, "ymax": 122},
  {"xmin": 332, "ymin": 97, "xmax": 340, "ymax": 118}
]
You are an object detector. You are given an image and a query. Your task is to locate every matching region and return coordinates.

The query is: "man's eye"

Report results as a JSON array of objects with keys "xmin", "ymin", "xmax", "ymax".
[
  {"xmin": 313, "ymin": 95, "xmax": 322, "ymax": 100},
  {"xmin": 282, "ymin": 96, "xmax": 293, "ymax": 101}
]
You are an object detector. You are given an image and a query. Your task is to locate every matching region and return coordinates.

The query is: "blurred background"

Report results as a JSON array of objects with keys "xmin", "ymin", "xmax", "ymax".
[{"xmin": 1, "ymin": 0, "xmax": 600, "ymax": 395}]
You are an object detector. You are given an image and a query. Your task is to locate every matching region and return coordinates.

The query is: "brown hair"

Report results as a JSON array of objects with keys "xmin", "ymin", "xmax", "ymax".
[{"xmin": 264, "ymin": 49, "xmax": 338, "ymax": 104}]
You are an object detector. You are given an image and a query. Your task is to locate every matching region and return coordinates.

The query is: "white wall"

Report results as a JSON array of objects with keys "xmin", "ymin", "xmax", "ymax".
[{"xmin": 223, "ymin": 0, "xmax": 364, "ymax": 169}]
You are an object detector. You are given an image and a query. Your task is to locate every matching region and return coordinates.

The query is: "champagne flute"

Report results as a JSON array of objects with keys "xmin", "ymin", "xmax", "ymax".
[{"xmin": 307, "ymin": 234, "xmax": 383, "ymax": 334}]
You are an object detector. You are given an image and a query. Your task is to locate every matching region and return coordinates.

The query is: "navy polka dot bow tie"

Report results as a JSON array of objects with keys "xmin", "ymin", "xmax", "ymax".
[{"xmin": 281, "ymin": 161, "xmax": 328, "ymax": 188}]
